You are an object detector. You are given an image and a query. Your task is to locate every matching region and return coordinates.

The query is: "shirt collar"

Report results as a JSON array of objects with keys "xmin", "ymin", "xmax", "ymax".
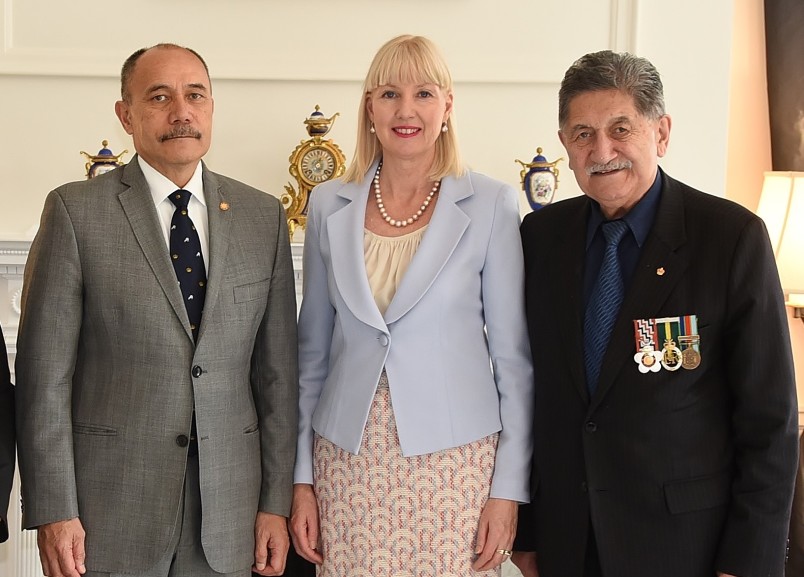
[
  {"xmin": 138, "ymin": 156, "xmax": 206, "ymax": 207},
  {"xmin": 586, "ymin": 168, "xmax": 662, "ymax": 249}
]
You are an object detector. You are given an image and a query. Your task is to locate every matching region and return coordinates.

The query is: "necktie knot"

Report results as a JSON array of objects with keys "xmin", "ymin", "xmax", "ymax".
[
  {"xmin": 169, "ymin": 189, "xmax": 191, "ymax": 210},
  {"xmin": 601, "ymin": 219, "xmax": 628, "ymax": 246}
]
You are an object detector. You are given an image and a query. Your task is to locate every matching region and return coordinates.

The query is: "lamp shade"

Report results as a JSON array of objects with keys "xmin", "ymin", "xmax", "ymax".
[{"xmin": 756, "ymin": 171, "xmax": 804, "ymax": 296}]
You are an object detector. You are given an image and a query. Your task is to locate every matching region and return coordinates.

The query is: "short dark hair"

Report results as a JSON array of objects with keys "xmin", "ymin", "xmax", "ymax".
[
  {"xmin": 558, "ymin": 50, "xmax": 665, "ymax": 127},
  {"xmin": 120, "ymin": 43, "xmax": 210, "ymax": 101}
]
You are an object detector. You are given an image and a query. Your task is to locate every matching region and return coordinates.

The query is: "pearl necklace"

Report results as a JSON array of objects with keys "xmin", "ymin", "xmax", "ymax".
[{"xmin": 373, "ymin": 162, "xmax": 440, "ymax": 227}]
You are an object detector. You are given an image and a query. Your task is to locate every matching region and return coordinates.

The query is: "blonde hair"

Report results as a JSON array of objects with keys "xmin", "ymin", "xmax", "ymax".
[{"xmin": 343, "ymin": 35, "xmax": 464, "ymax": 183}]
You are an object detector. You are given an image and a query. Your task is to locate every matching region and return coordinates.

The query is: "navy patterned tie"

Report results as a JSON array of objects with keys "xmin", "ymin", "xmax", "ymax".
[
  {"xmin": 584, "ymin": 220, "xmax": 629, "ymax": 395},
  {"xmin": 169, "ymin": 190, "xmax": 206, "ymax": 341}
]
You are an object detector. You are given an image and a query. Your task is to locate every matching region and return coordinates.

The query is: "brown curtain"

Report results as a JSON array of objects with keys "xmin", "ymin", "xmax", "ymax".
[{"xmin": 765, "ymin": 0, "xmax": 804, "ymax": 171}]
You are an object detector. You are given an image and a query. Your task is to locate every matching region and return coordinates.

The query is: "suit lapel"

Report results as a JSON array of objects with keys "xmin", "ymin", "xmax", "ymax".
[
  {"xmin": 118, "ymin": 157, "xmax": 194, "ymax": 342},
  {"xmin": 384, "ymin": 174, "xmax": 471, "ymax": 324},
  {"xmin": 548, "ymin": 199, "xmax": 590, "ymax": 404},
  {"xmin": 197, "ymin": 165, "xmax": 232, "ymax": 343},
  {"xmin": 327, "ymin": 163, "xmax": 387, "ymax": 332},
  {"xmin": 591, "ymin": 173, "xmax": 689, "ymax": 408}
]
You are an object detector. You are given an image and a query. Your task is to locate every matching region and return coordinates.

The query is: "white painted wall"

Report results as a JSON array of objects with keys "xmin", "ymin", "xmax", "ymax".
[{"xmin": 0, "ymin": 0, "xmax": 732, "ymax": 240}]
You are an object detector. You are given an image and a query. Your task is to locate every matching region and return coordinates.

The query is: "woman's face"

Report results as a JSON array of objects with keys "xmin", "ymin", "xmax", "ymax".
[{"xmin": 366, "ymin": 81, "xmax": 452, "ymax": 164}]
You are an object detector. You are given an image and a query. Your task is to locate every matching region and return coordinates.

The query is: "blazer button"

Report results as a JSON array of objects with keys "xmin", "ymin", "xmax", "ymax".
[
  {"xmin": 580, "ymin": 481, "xmax": 588, "ymax": 493},
  {"xmin": 584, "ymin": 421, "xmax": 597, "ymax": 433},
  {"xmin": 378, "ymin": 334, "xmax": 389, "ymax": 347},
  {"xmin": 176, "ymin": 434, "xmax": 190, "ymax": 448},
  {"xmin": 192, "ymin": 365, "xmax": 203, "ymax": 378}
]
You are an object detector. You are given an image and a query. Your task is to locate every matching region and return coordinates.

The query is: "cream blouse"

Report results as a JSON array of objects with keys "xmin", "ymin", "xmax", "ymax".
[{"xmin": 363, "ymin": 225, "xmax": 427, "ymax": 316}]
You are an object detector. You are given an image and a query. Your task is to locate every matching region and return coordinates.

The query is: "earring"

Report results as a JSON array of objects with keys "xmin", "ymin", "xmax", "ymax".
[
  {"xmin": 441, "ymin": 122, "xmax": 448, "ymax": 133},
  {"xmin": 369, "ymin": 123, "xmax": 376, "ymax": 134}
]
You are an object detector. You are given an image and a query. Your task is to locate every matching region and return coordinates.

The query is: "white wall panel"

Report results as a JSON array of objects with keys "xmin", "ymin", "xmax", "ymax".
[{"xmin": 1, "ymin": 0, "xmax": 616, "ymax": 82}]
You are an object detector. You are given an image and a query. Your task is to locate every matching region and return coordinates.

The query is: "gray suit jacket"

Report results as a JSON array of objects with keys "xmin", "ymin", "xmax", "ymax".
[{"xmin": 15, "ymin": 157, "xmax": 299, "ymax": 573}]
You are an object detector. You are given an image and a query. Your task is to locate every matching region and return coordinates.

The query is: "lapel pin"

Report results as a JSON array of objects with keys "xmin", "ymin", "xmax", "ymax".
[
  {"xmin": 656, "ymin": 267, "xmax": 666, "ymax": 276},
  {"xmin": 219, "ymin": 201, "xmax": 230, "ymax": 211}
]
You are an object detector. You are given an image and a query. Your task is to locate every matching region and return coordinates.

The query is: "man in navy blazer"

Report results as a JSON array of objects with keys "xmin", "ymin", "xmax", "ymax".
[
  {"xmin": 513, "ymin": 50, "xmax": 799, "ymax": 577},
  {"xmin": 0, "ymin": 323, "xmax": 13, "ymax": 543}
]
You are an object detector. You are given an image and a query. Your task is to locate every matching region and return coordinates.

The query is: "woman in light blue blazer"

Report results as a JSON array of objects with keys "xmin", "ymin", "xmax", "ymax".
[{"xmin": 290, "ymin": 35, "xmax": 533, "ymax": 577}]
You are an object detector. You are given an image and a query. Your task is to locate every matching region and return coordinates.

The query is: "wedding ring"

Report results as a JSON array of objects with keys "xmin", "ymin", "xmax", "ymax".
[{"xmin": 497, "ymin": 549, "xmax": 513, "ymax": 556}]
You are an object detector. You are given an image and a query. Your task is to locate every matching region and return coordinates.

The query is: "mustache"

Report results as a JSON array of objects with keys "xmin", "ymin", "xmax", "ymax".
[
  {"xmin": 586, "ymin": 160, "xmax": 632, "ymax": 175},
  {"xmin": 159, "ymin": 126, "xmax": 202, "ymax": 142}
]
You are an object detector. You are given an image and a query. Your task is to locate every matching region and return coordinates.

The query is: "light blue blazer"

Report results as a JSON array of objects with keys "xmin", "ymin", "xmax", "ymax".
[{"xmin": 294, "ymin": 160, "xmax": 534, "ymax": 502}]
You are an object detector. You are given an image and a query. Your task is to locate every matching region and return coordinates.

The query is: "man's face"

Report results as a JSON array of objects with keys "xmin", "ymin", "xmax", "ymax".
[
  {"xmin": 558, "ymin": 89, "xmax": 670, "ymax": 218},
  {"xmin": 115, "ymin": 47, "xmax": 213, "ymax": 183}
]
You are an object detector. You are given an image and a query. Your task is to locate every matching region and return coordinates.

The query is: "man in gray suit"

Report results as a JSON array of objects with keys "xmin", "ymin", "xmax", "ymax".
[{"xmin": 15, "ymin": 43, "xmax": 298, "ymax": 577}]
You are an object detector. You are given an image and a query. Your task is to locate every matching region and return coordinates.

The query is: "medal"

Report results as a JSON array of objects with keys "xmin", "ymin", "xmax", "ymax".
[
  {"xmin": 633, "ymin": 319, "xmax": 662, "ymax": 373},
  {"xmin": 678, "ymin": 314, "xmax": 701, "ymax": 369},
  {"xmin": 634, "ymin": 314, "xmax": 701, "ymax": 374},
  {"xmin": 657, "ymin": 317, "xmax": 683, "ymax": 371},
  {"xmin": 681, "ymin": 346, "xmax": 701, "ymax": 369},
  {"xmin": 634, "ymin": 346, "xmax": 662, "ymax": 373},
  {"xmin": 661, "ymin": 338, "xmax": 683, "ymax": 371}
]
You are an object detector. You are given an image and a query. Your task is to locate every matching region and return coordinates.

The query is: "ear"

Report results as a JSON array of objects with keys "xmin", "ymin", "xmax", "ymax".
[
  {"xmin": 655, "ymin": 114, "xmax": 672, "ymax": 158},
  {"xmin": 558, "ymin": 129, "xmax": 574, "ymax": 170},
  {"xmin": 115, "ymin": 100, "xmax": 134, "ymax": 135},
  {"xmin": 365, "ymin": 94, "xmax": 374, "ymax": 122},
  {"xmin": 443, "ymin": 90, "xmax": 454, "ymax": 122}
]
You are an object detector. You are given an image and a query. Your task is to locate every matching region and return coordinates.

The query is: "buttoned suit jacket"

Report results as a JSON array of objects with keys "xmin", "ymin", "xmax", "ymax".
[
  {"xmin": 515, "ymin": 171, "xmax": 799, "ymax": 577},
  {"xmin": 15, "ymin": 157, "xmax": 299, "ymax": 573},
  {"xmin": 0, "ymin": 323, "xmax": 13, "ymax": 543},
  {"xmin": 294, "ymin": 160, "xmax": 534, "ymax": 502}
]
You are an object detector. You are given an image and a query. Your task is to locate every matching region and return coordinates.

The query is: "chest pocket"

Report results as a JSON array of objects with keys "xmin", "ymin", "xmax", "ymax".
[{"xmin": 233, "ymin": 278, "xmax": 271, "ymax": 303}]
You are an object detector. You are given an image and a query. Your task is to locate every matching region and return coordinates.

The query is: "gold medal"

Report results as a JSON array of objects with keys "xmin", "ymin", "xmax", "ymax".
[{"xmin": 661, "ymin": 338, "xmax": 683, "ymax": 371}]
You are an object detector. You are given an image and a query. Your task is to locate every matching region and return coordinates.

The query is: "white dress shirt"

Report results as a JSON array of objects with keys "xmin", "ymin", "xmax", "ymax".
[{"xmin": 139, "ymin": 156, "xmax": 209, "ymax": 273}]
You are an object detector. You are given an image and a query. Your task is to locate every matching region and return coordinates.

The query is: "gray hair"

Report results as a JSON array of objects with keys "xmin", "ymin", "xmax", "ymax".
[{"xmin": 558, "ymin": 50, "xmax": 665, "ymax": 127}]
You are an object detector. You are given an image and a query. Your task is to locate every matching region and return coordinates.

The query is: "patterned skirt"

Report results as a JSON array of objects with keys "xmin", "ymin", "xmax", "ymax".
[{"xmin": 313, "ymin": 372, "xmax": 500, "ymax": 577}]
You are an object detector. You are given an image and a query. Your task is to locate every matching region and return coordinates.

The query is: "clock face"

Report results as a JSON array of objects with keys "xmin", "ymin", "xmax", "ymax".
[{"xmin": 300, "ymin": 147, "xmax": 337, "ymax": 184}]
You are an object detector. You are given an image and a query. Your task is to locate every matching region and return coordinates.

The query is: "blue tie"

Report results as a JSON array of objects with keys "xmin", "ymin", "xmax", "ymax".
[
  {"xmin": 169, "ymin": 190, "xmax": 207, "ymax": 342},
  {"xmin": 584, "ymin": 220, "xmax": 629, "ymax": 394}
]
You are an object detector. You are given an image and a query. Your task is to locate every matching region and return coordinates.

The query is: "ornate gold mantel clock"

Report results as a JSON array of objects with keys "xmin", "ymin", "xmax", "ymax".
[{"xmin": 282, "ymin": 105, "xmax": 347, "ymax": 240}]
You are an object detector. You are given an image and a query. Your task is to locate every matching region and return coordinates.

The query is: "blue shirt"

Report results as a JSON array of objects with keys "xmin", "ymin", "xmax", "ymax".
[{"xmin": 583, "ymin": 169, "xmax": 663, "ymax": 308}]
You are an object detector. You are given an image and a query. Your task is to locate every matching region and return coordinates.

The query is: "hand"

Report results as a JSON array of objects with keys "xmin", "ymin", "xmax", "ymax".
[
  {"xmin": 717, "ymin": 573, "xmax": 739, "ymax": 577},
  {"xmin": 511, "ymin": 551, "xmax": 539, "ymax": 577},
  {"xmin": 472, "ymin": 497, "xmax": 518, "ymax": 572},
  {"xmin": 252, "ymin": 512, "xmax": 289, "ymax": 576},
  {"xmin": 289, "ymin": 484, "xmax": 323, "ymax": 564},
  {"xmin": 36, "ymin": 518, "xmax": 86, "ymax": 577}
]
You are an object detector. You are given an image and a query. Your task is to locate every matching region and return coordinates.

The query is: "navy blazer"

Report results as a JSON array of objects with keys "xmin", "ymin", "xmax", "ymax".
[{"xmin": 294, "ymin": 160, "xmax": 534, "ymax": 502}]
